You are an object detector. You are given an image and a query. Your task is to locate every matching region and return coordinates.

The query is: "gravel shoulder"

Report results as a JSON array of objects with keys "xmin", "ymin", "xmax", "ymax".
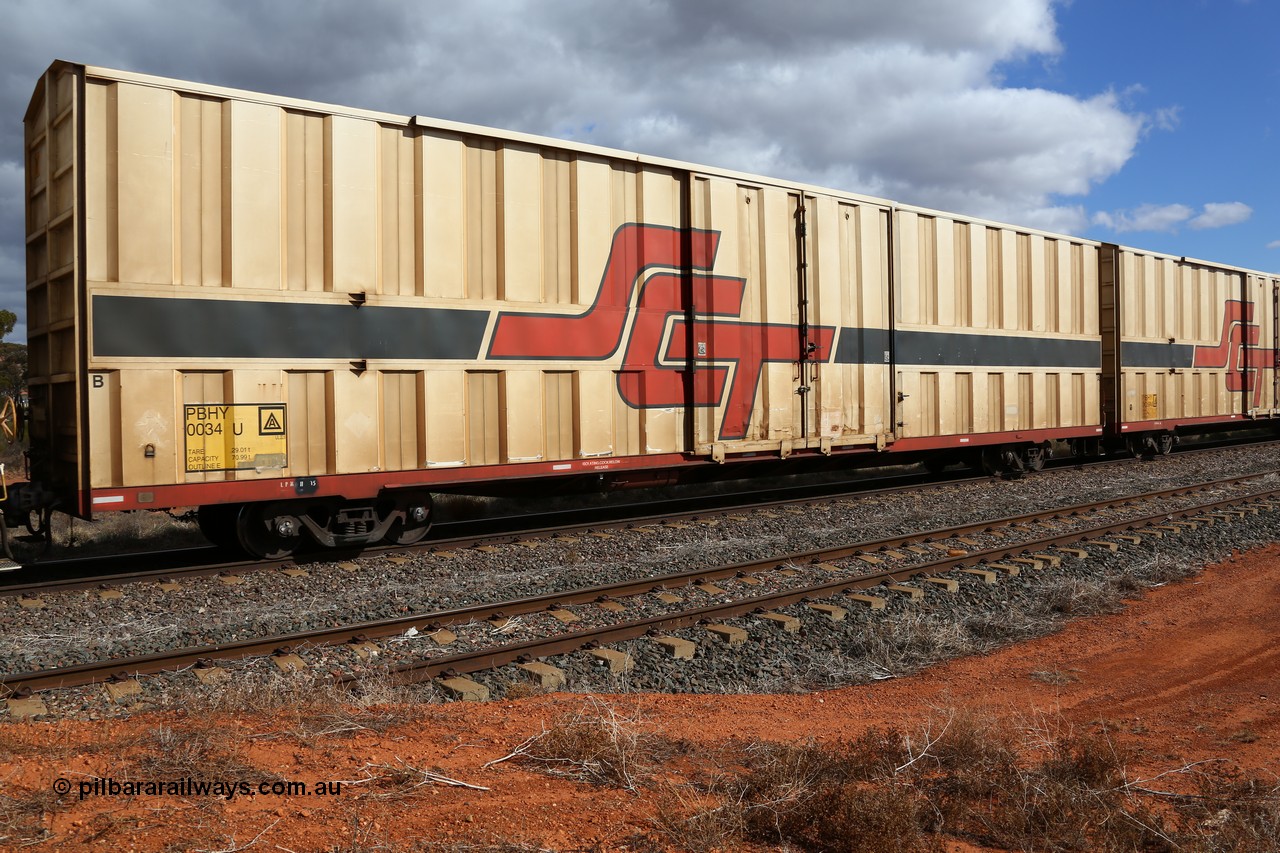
[
  {"xmin": 3, "ymin": 528, "xmax": 1277, "ymax": 852},
  {"xmin": 2, "ymin": 448, "xmax": 1277, "ymax": 676}
]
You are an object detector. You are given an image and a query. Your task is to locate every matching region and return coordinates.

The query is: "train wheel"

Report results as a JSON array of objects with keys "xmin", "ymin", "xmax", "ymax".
[
  {"xmin": 981, "ymin": 445, "xmax": 1025, "ymax": 477},
  {"xmin": 1127, "ymin": 434, "xmax": 1168, "ymax": 460},
  {"xmin": 23, "ymin": 507, "xmax": 49, "ymax": 538},
  {"xmin": 235, "ymin": 504, "xmax": 302, "ymax": 559},
  {"xmin": 384, "ymin": 493, "xmax": 433, "ymax": 545},
  {"xmin": 0, "ymin": 396, "xmax": 20, "ymax": 445},
  {"xmin": 197, "ymin": 504, "xmax": 241, "ymax": 550}
]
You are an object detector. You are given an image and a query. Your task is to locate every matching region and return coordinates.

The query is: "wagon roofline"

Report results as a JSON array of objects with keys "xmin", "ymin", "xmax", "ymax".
[
  {"xmin": 59, "ymin": 59, "xmax": 900, "ymax": 207},
  {"xmin": 1177, "ymin": 255, "xmax": 1280, "ymax": 279},
  {"xmin": 890, "ymin": 200, "xmax": 1105, "ymax": 247},
  {"xmin": 48, "ymin": 59, "xmax": 1279, "ymax": 279},
  {"xmin": 1109, "ymin": 239, "xmax": 1279, "ymax": 279}
]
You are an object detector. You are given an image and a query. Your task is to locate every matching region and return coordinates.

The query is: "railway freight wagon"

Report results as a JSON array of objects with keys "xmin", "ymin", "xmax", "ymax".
[
  {"xmin": 20, "ymin": 62, "xmax": 1278, "ymax": 558},
  {"xmin": 891, "ymin": 207, "xmax": 1103, "ymax": 471},
  {"xmin": 1100, "ymin": 246, "xmax": 1280, "ymax": 455}
]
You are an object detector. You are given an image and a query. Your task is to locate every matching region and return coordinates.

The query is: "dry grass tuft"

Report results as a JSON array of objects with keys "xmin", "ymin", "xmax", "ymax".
[
  {"xmin": 321, "ymin": 813, "xmax": 397, "ymax": 853},
  {"xmin": 340, "ymin": 757, "xmax": 489, "ymax": 801},
  {"xmin": 417, "ymin": 842, "xmax": 558, "ymax": 853},
  {"xmin": 1175, "ymin": 767, "xmax": 1280, "ymax": 852},
  {"xmin": 1227, "ymin": 723, "xmax": 1260, "ymax": 744},
  {"xmin": 157, "ymin": 666, "xmax": 430, "ymax": 744},
  {"xmin": 492, "ymin": 698, "xmax": 672, "ymax": 791},
  {"xmin": 649, "ymin": 778, "xmax": 748, "ymax": 853},
  {"xmin": 499, "ymin": 679, "xmax": 547, "ymax": 701},
  {"xmin": 122, "ymin": 720, "xmax": 280, "ymax": 789},
  {"xmin": 1030, "ymin": 669, "xmax": 1081, "ymax": 686},
  {"xmin": 1031, "ymin": 576, "xmax": 1126, "ymax": 618},
  {"xmin": 0, "ymin": 778, "xmax": 61, "ymax": 847},
  {"xmin": 648, "ymin": 713, "xmax": 1280, "ymax": 853},
  {"xmin": 722, "ymin": 730, "xmax": 938, "ymax": 853}
]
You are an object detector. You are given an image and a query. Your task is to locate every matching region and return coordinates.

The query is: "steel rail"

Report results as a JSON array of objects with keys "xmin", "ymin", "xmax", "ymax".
[
  {"xmin": 4, "ymin": 473, "xmax": 1274, "ymax": 696},
  {"xmin": 380, "ymin": 487, "xmax": 1280, "ymax": 684},
  {"xmin": 4, "ymin": 437, "xmax": 1274, "ymax": 598}
]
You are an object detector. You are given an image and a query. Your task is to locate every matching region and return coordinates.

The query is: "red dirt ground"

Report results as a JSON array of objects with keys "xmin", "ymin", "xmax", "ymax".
[{"xmin": 4, "ymin": 545, "xmax": 1278, "ymax": 852}]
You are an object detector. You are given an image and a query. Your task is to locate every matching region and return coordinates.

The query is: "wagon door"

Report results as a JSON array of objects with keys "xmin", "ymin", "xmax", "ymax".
[
  {"xmin": 685, "ymin": 174, "xmax": 891, "ymax": 457},
  {"xmin": 684, "ymin": 177, "xmax": 803, "ymax": 454},
  {"xmin": 805, "ymin": 195, "xmax": 893, "ymax": 452},
  {"xmin": 1265, "ymin": 275, "xmax": 1280, "ymax": 417},
  {"xmin": 25, "ymin": 63, "xmax": 89, "ymax": 516},
  {"xmin": 1249, "ymin": 273, "xmax": 1280, "ymax": 417}
]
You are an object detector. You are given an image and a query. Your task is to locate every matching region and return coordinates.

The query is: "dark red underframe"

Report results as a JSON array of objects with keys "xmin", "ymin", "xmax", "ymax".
[
  {"xmin": 72, "ymin": 424, "xmax": 1056, "ymax": 513},
  {"xmin": 87, "ymin": 452, "xmax": 696, "ymax": 513},
  {"xmin": 889, "ymin": 424, "xmax": 1104, "ymax": 454},
  {"xmin": 85, "ymin": 412, "xmax": 1278, "ymax": 514}
]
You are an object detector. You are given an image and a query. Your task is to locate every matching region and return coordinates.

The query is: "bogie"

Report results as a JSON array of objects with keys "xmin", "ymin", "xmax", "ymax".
[
  {"xmin": 979, "ymin": 443, "xmax": 1049, "ymax": 478},
  {"xmin": 1126, "ymin": 432, "xmax": 1176, "ymax": 460},
  {"xmin": 198, "ymin": 491, "xmax": 435, "ymax": 558}
]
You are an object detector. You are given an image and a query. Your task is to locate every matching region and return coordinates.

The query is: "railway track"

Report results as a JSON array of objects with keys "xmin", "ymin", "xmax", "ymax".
[
  {"xmin": 0, "ymin": 465, "xmax": 976, "ymax": 596},
  {"xmin": 4, "ymin": 470, "xmax": 1276, "ymax": 709},
  {"xmin": 4, "ymin": 436, "xmax": 1275, "ymax": 599}
]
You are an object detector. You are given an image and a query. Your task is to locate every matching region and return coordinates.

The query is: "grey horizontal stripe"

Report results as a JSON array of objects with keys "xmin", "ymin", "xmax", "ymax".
[
  {"xmin": 93, "ymin": 295, "xmax": 490, "ymax": 360},
  {"xmin": 833, "ymin": 328, "xmax": 1100, "ymax": 368},
  {"xmin": 897, "ymin": 330, "xmax": 1100, "ymax": 368},
  {"xmin": 1121, "ymin": 341, "xmax": 1195, "ymax": 369},
  {"xmin": 832, "ymin": 327, "xmax": 890, "ymax": 365}
]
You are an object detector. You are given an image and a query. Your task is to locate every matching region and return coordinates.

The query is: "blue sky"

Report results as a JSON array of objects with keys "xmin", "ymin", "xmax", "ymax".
[
  {"xmin": 0, "ymin": 1, "xmax": 1276, "ymax": 343},
  {"xmin": 1013, "ymin": 0, "xmax": 1278, "ymax": 269}
]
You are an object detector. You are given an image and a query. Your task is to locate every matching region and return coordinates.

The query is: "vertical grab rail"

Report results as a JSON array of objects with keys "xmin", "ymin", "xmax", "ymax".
[{"xmin": 794, "ymin": 200, "xmax": 814, "ymax": 441}]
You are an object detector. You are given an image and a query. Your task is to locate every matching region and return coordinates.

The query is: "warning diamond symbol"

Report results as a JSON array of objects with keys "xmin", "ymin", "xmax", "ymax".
[{"xmin": 258, "ymin": 407, "xmax": 286, "ymax": 435}]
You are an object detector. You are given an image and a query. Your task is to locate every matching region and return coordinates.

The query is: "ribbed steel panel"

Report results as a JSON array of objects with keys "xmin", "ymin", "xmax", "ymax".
[
  {"xmin": 1113, "ymin": 248, "xmax": 1279, "ymax": 425},
  {"xmin": 893, "ymin": 210, "xmax": 1102, "ymax": 439}
]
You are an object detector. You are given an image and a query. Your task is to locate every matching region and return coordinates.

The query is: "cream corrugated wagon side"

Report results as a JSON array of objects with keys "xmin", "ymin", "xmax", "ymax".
[{"xmin": 21, "ymin": 61, "xmax": 1279, "ymax": 558}]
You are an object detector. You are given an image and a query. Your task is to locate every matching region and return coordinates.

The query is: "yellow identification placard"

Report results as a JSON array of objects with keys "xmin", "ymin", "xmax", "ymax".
[{"xmin": 184, "ymin": 404, "xmax": 288, "ymax": 473}]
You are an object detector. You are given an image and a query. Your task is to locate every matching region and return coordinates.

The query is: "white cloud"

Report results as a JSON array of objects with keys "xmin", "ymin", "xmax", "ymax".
[
  {"xmin": 0, "ymin": 0, "xmax": 1159, "ymax": 335},
  {"xmin": 1152, "ymin": 105, "xmax": 1182, "ymax": 132},
  {"xmin": 1094, "ymin": 201, "xmax": 1253, "ymax": 234},
  {"xmin": 1093, "ymin": 203, "xmax": 1194, "ymax": 233},
  {"xmin": 1268, "ymin": 240, "xmax": 1280, "ymax": 250},
  {"xmin": 4, "ymin": 1, "xmax": 1141, "ymax": 205},
  {"xmin": 1189, "ymin": 201, "xmax": 1252, "ymax": 230}
]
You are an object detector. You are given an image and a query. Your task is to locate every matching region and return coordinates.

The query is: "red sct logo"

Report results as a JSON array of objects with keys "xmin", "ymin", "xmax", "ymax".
[{"xmin": 488, "ymin": 224, "xmax": 834, "ymax": 440}]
